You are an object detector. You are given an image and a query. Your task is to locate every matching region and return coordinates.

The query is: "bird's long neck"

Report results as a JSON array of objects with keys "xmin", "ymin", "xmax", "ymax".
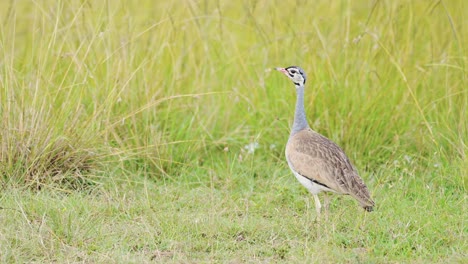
[{"xmin": 291, "ymin": 84, "xmax": 309, "ymax": 136}]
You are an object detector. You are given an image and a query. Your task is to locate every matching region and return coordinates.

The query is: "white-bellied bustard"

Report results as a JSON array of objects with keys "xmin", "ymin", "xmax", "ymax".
[{"xmin": 275, "ymin": 66, "xmax": 375, "ymax": 217}]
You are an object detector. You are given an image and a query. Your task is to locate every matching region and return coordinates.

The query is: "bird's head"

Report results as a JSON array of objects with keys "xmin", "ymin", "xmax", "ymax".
[{"xmin": 275, "ymin": 66, "xmax": 307, "ymax": 87}]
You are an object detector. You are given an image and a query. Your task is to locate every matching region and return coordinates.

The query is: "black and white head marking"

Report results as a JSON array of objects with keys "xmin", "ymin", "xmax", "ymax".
[{"xmin": 275, "ymin": 66, "xmax": 307, "ymax": 87}]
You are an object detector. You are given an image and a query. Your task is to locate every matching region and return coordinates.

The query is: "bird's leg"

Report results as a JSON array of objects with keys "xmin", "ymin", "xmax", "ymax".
[
  {"xmin": 323, "ymin": 194, "xmax": 331, "ymax": 211},
  {"xmin": 312, "ymin": 194, "xmax": 322, "ymax": 219},
  {"xmin": 323, "ymin": 194, "xmax": 331, "ymax": 221}
]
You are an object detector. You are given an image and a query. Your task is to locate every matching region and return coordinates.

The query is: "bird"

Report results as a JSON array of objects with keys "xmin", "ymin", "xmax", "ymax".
[{"xmin": 274, "ymin": 66, "xmax": 375, "ymax": 217}]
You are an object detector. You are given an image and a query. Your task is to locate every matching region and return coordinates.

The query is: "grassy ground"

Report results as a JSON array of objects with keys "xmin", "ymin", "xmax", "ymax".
[{"xmin": 0, "ymin": 0, "xmax": 466, "ymax": 263}]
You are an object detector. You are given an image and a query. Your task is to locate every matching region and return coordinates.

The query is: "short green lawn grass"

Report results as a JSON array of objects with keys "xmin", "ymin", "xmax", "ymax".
[
  {"xmin": 1, "ymin": 0, "xmax": 466, "ymax": 263},
  {"xmin": 1, "ymin": 165, "xmax": 465, "ymax": 263}
]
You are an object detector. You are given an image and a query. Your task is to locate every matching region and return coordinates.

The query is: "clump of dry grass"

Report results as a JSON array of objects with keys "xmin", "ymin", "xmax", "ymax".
[{"xmin": 0, "ymin": 104, "xmax": 97, "ymax": 189}]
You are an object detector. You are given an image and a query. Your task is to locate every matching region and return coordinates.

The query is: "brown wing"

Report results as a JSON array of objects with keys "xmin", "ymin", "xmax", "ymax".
[{"xmin": 286, "ymin": 128, "xmax": 374, "ymax": 208}]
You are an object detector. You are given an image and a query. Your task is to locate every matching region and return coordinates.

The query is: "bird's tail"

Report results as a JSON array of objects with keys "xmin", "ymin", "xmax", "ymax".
[{"xmin": 362, "ymin": 204, "xmax": 374, "ymax": 212}]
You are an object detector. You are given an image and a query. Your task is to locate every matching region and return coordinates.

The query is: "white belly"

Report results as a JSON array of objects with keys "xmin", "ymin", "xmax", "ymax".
[
  {"xmin": 286, "ymin": 157, "xmax": 333, "ymax": 195},
  {"xmin": 291, "ymin": 169, "xmax": 328, "ymax": 194}
]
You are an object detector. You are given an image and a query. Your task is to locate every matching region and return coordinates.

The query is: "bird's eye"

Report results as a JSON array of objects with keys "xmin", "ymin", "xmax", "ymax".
[{"xmin": 290, "ymin": 70, "xmax": 297, "ymax": 74}]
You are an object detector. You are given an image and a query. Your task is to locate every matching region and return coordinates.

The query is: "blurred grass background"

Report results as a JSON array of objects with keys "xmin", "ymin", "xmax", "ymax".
[{"xmin": 0, "ymin": 0, "xmax": 466, "ymax": 262}]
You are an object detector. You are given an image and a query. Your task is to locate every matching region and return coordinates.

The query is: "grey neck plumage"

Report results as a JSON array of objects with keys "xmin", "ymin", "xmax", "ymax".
[{"xmin": 290, "ymin": 84, "xmax": 309, "ymax": 137}]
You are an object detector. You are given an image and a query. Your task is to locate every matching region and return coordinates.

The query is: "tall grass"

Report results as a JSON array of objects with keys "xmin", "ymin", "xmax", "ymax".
[
  {"xmin": 1, "ymin": 0, "xmax": 465, "ymax": 187},
  {"xmin": 0, "ymin": 0, "xmax": 466, "ymax": 262}
]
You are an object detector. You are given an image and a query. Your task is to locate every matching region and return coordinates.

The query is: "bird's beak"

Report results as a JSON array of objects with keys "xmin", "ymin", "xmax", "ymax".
[{"xmin": 275, "ymin": 67, "xmax": 288, "ymax": 76}]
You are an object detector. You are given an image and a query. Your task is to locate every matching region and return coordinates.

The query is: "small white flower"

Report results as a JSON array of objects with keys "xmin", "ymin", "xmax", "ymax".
[
  {"xmin": 244, "ymin": 142, "xmax": 260, "ymax": 154},
  {"xmin": 404, "ymin": 155, "xmax": 412, "ymax": 163}
]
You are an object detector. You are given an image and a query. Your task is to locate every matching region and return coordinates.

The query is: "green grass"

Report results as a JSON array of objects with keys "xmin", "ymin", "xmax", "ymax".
[{"xmin": 0, "ymin": 0, "xmax": 466, "ymax": 262}]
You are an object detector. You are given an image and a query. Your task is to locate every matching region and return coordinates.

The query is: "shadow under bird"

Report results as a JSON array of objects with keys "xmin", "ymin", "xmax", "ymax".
[{"xmin": 275, "ymin": 66, "xmax": 375, "ymax": 217}]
